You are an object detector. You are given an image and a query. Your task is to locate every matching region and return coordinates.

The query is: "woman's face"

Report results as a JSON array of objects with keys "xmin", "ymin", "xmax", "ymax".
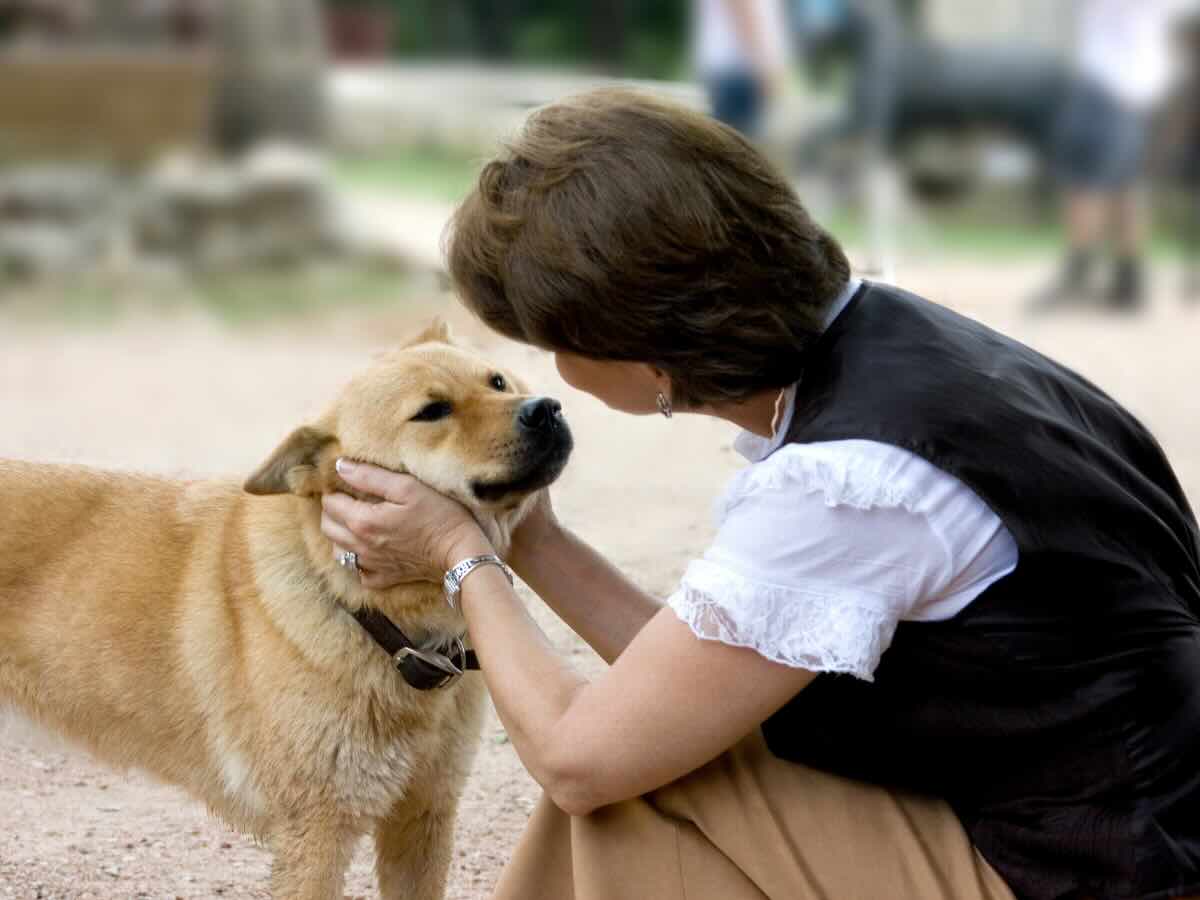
[{"xmin": 554, "ymin": 352, "xmax": 664, "ymax": 415}]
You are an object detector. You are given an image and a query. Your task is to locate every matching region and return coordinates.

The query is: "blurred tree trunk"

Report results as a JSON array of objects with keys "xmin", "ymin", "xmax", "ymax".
[
  {"xmin": 92, "ymin": 1, "xmax": 137, "ymax": 40},
  {"xmin": 94, "ymin": 0, "xmax": 170, "ymax": 44},
  {"xmin": 465, "ymin": 0, "xmax": 517, "ymax": 59},
  {"xmin": 212, "ymin": 0, "xmax": 327, "ymax": 155},
  {"xmin": 588, "ymin": 0, "xmax": 629, "ymax": 71}
]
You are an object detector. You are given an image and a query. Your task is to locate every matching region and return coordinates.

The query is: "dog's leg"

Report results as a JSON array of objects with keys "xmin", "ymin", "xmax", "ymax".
[
  {"xmin": 374, "ymin": 796, "xmax": 458, "ymax": 900},
  {"xmin": 376, "ymin": 676, "xmax": 486, "ymax": 900},
  {"xmin": 270, "ymin": 818, "xmax": 356, "ymax": 900}
]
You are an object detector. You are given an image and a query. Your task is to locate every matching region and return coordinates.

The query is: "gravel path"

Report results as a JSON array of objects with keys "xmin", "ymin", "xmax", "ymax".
[{"xmin": 1, "ymin": 260, "xmax": 1197, "ymax": 898}]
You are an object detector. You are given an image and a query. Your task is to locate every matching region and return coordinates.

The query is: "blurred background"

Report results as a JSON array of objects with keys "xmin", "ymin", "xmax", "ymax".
[
  {"xmin": 1, "ymin": 3, "xmax": 1199, "ymax": 897},
  {"xmin": 0, "ymin": 0, "xmax": 1198, "ymax": 315}
]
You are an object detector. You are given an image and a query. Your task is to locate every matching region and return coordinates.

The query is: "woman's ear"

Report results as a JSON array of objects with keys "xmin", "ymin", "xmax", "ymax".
[
  {"xmin": 647, "ymin": 366, "xmax": 677, "ymax": 405},
  {"xmin": 639, "ymin": 363, "xmax": 668, "ymax": 387},
  {"xmin": 244, "ymin": 427, "xmax": 338, "ymax": 496}
]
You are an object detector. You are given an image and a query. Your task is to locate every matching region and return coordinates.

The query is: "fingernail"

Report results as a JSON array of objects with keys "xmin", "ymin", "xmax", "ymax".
[{"xmin": 336, "ymin": 458, "xmax": 353, "ymax": 475}]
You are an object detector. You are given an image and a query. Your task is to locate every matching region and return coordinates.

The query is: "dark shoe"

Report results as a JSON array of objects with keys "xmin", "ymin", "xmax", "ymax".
[
  {"xmin": 1027, "ymin": 250, "xmax": 1094, "ymax": 314},
  {"xmin": 1105, "ymin": 257, "xmax": 1146, "ymax": 312}
]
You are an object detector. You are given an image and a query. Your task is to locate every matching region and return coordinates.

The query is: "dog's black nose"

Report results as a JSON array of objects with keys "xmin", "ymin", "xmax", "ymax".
[{"xmin": 518, "ymin": 397, "xmax": 562, "ymax": 432}]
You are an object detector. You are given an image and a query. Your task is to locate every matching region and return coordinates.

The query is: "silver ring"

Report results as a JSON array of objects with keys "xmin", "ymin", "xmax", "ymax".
[{"xmin": 338, "ymin": 550, "xmax": 360, "ymax": 575}]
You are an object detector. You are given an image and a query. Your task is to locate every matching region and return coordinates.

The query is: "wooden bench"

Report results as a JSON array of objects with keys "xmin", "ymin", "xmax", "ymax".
[{"xmin": 0, "ymin": 51, "xmax": 214, "ymax": 164}]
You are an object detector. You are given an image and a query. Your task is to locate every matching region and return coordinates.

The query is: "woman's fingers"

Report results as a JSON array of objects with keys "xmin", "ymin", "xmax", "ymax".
[
  {"xmin": 321, "ymin": 489, "xmax": 446, "ymax": 588},
  {"xmin": 359, "ymin": 571, "xmax": 394, "ymax": 591},
  {"xmin": 321, "ymin": 506, "xmax": 379, "ymax": 575},
  {"xmin": 321, "ymin": 466, "xmax": 489, "ymax": 589},
  {"xmin": 321, "ymin": 491, "xmax": 377, "ymax": 540},
  {"xmin": 320, "ymin": 508, "xmax": 367, "ymax": 558},
  {"xmin": 334, "ymin": 458, "xmax": 416, "ymax": 504}
]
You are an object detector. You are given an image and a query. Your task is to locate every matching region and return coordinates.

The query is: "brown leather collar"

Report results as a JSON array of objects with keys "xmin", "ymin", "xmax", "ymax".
[{"xmin": 351, "ymin": 606, "xmax": 480, "ymax": 691}]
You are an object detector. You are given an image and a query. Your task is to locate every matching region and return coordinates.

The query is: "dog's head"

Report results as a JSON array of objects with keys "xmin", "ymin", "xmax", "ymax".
[{"xmin": 243, "ymin": 320, "xmax": 573, "ymax": 545}]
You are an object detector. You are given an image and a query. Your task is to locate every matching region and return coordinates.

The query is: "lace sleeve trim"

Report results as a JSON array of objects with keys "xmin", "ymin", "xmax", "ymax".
[
  {"xmin": 666, "ymin": 559, "xmax": 900, "ymax": 682},
  {"xmin": 718, "ymin": 443, "xmax": 925, "ymax": 521}
]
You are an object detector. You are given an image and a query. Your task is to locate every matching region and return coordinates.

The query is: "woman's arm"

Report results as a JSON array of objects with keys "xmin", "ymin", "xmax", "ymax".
[
  {"xmin": 505, "ymin": 495, "xmax": 662, "ymax": 664},
  {"xmin": 451, "ymin": 551, "xmax": 816, "ymax": 816}
]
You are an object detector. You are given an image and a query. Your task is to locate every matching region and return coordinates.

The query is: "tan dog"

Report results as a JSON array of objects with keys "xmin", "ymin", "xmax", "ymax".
[{"xmin": 0, "ymin": 321, "xmax": 573, "ymax": 899}]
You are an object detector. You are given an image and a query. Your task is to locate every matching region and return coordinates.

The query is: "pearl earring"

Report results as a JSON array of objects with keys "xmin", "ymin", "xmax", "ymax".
[{"xmin": 656, "ymin": 391, "xmax": 673, "ymax": 419}]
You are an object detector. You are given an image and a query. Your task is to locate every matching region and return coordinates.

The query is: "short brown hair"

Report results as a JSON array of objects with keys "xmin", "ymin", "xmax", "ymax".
[{"xmin": 445, "ymin": 88, "xmax": 851, "ymax": 409}]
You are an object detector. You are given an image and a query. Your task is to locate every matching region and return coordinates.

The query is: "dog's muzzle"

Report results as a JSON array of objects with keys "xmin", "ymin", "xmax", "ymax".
[{"xmin": 471, "ymin": 397, "xmax": 573, "ymax": 503}]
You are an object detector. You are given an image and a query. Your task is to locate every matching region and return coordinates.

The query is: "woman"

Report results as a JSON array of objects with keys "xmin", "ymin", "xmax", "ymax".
[{"xmin": 320, "ymin": 89, "xmax": 1200, "ymax": 900}]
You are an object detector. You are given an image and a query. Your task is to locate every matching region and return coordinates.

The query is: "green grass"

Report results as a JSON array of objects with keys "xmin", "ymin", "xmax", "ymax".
[
  {"xmin": 15, "ymin": 150, "xmax": 1187, "ymax": 329},
  {"xmin": 2, "ymin": 262, "xmax": 421, "ymax": 329},
  {"xmin": 824, "ymin": 209, "xmax": 1187, "ymax": 262},
  {"xmin": 334, "ymin": 146, "xmax": 482, "ymax": 204},
  {"xmin": 823, "ymin": 210, "xmax": 1059, "ymax": 260}
]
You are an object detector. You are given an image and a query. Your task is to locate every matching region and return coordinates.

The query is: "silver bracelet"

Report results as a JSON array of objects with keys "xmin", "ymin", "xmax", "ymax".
[{"xmin": 443, "ymin": 554, "xmax": 513, "ymax": 610}]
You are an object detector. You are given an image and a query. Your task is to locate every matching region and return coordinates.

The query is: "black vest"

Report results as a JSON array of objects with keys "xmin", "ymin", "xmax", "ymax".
[{"xmin": 762, "ymin": 283, "xmax": 1200, "ymax": 900}]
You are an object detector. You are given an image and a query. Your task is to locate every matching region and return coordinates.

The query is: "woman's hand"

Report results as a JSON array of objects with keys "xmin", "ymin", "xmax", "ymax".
[
  {"xmin": 507, "ymin": 489, "xmax": 562, "ymax": 578},
  {"xmin": 320, "ymin": 459, "xmax": 492, "ymax": 590}
]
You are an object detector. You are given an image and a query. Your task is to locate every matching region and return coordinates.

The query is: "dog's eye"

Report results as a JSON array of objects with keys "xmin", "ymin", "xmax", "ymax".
[
  {"xmin": 410, "ymin": 401, "xmax": 452, "ymax": 422},
  {"xmin": 489, "ymin": 374, "xmax": 507, "ymax": 392}
]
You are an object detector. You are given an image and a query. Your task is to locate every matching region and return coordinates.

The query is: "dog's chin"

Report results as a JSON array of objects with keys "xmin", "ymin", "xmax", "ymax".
[{"xmin": 470, "ymin": 442, "xmax": 572, "ymax": 507}]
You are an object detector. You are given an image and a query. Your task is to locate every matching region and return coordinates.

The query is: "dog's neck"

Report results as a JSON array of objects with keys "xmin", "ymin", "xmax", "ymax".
[
  {"xmin": 238, "ymin": 495, "xmax": 448, "ymax": 662},
  {"xmin": 301, "ymin": 492, "xmax": 527, "ymax": 637},
  {"xmin": 244, "ymin": 486, "xmax": 526, "ymax": 675}
]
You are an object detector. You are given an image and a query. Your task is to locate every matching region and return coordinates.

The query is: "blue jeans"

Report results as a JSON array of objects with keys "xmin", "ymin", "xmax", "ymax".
[{"xmin": 707, "ymin": 70, "xmax": 765, "ymax": 137}]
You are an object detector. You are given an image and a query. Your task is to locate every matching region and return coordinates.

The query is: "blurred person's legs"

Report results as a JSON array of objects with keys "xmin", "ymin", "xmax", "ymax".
[
  {"xmin": 492, "ymin": 730, "xmax": 1015, "ymax": 900},
  {"xmin": 1110, "ymin": 186, "xmax": 1150, "ymax": 308},
  {"xmin": 707, "ymin": 69, "xmax": 765, "ymax": 137},
  {"xmin": 1175, "ymin": 140, "xmax": 1200, "ymax": 301},
  {"xmin": 1044, "ymin": 190, "xmax": 1108, "ymax": 308},
  {"xmin": 1188, "ymin": 192, "xmax": 1200, "ymax": 301},
  {"xmin": 1032, "ymin": 82, "xmax": 1149, "ymax": 312},
  {"xmin": 1180, "ymin": 191, "xmax": 1200, "ymax": 301}
]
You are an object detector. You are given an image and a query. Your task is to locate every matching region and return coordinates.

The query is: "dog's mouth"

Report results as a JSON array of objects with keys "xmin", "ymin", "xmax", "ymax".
[{"xmin": 471, "ymin": 427, "xmax": 574, "ymax": 504}]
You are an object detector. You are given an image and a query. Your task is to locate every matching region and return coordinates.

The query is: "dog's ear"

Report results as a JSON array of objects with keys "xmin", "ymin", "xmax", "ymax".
[
  {"xmin": 404, "ymin": 317, "xmax": 454, "ymax": 347},
  {"xmin": 244, "ymin": 426, "xmax": 338, "ymax": 497}
]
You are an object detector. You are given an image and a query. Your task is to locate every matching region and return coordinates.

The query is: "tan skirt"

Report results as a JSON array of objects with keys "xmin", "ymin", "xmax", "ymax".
[{"xmin": 493, "ymin": 730, "xmax": 1015, "ymax": 900}]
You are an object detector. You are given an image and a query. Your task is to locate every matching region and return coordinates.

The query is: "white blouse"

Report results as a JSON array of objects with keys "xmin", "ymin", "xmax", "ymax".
[{"xmin": 666, "ymin": 282, "xmax": 1019, "ymax": 681}]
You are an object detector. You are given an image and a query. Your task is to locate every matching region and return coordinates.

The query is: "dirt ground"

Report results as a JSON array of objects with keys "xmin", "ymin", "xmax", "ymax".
[{"xmin": 1, "ymin": 258, "xmax": 1198, "ymax": 899}]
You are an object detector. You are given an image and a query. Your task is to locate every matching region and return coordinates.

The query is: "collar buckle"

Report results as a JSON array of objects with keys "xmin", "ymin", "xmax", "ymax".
[{"xmin": 393, "ymin": 637, "xmax": 468, "ymax": 690}]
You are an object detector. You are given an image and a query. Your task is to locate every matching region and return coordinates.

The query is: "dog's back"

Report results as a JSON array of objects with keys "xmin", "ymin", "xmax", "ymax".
[{"xmin": 0, "ymin": 461, "xmax": 243, "ymax": 783}]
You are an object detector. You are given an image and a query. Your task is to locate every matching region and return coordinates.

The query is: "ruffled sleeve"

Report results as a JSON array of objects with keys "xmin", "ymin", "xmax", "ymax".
[
  {"xmin": 666, "ymin": 441, "xmax": 965, "ymax": 681},
  {"xmin": 667, "ymin": 558, "xmax": 901, "ymax": 679}
]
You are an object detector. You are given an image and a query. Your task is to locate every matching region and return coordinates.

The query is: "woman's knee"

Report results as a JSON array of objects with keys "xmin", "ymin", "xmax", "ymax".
[{"xmin": 647, "ymin": 730, "xmax": 776, "ymax": 822}]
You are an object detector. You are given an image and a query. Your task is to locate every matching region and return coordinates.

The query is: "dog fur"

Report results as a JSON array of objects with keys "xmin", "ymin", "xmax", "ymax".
[{"xmin": 0, "ymin": 321, "xmax": 570, "ymax": 899}]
